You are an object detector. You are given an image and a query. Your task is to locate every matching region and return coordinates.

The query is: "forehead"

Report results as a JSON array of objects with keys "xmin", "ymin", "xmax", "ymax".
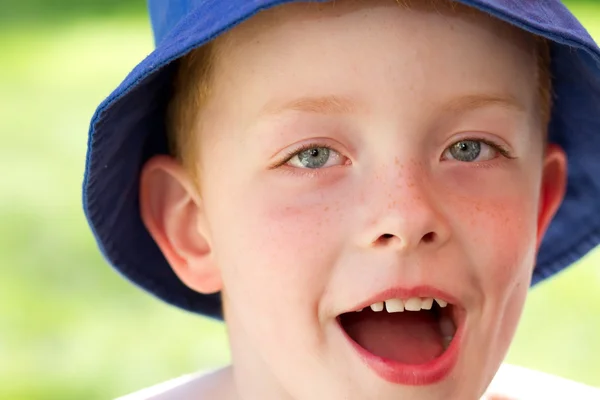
[
  {"xmin": 218, "ymin": 0, "xmax": 534, "ymax": 52},
  {"xmin": 213, "ymin": 0, "xmax": 537, "ymax": 82},
  {"xmin": 202, "ymin": 0, "xmax": 539, "ymax": 130}
]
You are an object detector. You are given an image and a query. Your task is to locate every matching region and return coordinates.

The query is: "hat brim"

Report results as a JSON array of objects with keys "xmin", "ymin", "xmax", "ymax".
[{"xmin": 83, "ymin": 0, "xmax": 600, "ymax": 318}]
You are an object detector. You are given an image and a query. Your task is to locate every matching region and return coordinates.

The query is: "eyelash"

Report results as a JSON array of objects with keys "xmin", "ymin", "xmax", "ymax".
[
  {"xmin": 271, "ymin": 137, "xmax": 515, "ymax": 170},
  {"xmin": 271, "ymin": 142, "xmax": 343, "ymax": 169},
  {"xmin": 444, "ymin": 137, "xmax": 515, "ymax": 160}
]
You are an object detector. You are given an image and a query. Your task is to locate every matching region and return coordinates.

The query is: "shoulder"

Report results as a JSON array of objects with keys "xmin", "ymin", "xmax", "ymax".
[
  {"xmin": 115, "ymin": 368, "xmax": 233, "ymax": 400},
  {"xmin": 485, "ymin": 364, "xmax": 600, "ymax": 399}
]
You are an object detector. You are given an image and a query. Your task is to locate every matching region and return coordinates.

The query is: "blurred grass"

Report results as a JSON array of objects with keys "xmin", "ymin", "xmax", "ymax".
[
  {"xmin": 0, "ymin": 1, "xmax": 598, "ymax": 399},
  {"xmin": 0, "ymin": 0, "xmax": 143, "ymax": 25},
  {"xmin": 0, "ymin": 15, "xmax": 229, "ymax": 400}
]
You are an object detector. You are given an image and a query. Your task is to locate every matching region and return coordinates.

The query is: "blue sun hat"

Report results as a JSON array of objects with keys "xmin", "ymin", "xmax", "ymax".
[{"xmin": 83, "ymin": 0, "xmax": 600, "ymax": 319}]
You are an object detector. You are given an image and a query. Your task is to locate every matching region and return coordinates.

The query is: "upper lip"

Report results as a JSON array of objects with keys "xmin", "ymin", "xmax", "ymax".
[{"xmin": 339, "ymin": 285, "xmax": 462, "ymax": 314}]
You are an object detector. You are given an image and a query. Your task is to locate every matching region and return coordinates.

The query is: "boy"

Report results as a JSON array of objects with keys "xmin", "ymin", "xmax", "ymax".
[{"xmin": 83, "ymin": 0, "xmax": 600, "ymax": 398}]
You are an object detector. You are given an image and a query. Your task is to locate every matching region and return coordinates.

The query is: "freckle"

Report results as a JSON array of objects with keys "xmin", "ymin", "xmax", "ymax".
[
  {"xmin": 394, "ymin": 156, "xmax": 399, "ymax": 166},
  {"xmin": 324, "ymin": 206, "xmax": 329, "ymax": 211}
]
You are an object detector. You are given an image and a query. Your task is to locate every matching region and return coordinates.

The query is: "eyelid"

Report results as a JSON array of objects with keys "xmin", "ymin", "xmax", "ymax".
[
  {"xmin": 442, "ymin": 135, "xmax": 516, "ymax": 160},
  {"xmin": 269, "ymin": 139, "xmax": 349, "ymax": 169}
]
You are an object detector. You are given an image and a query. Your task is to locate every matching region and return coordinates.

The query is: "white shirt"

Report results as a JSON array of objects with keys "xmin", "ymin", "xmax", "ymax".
[{"xmin": 116, "ymin": 364, "xmax": 600, "ymax": 400}]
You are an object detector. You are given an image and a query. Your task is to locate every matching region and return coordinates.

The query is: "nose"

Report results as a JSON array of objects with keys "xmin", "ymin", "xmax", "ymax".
[{"xmin": 358, "ymin": 166, "xmax": 451, "ymax": 253}]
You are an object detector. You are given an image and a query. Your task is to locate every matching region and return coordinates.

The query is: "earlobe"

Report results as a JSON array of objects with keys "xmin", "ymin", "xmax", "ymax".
[
  {"xmin": 536, "ymin": 144, "xmax": 568, "ymax": 249},
  {"xmin": 139, "ymin": 155, "xmax": 223, "ymax": 294}
]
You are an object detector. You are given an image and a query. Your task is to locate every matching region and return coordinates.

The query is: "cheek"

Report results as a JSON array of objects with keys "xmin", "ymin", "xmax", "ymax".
[
  {"xmin": 474, "ymin": 199, "xmax": 537, "ymax": 286},
  {"xmin": 251, "ymin": 187, "xmax": 342, "ymax": 268},
  {"xmin": 204, "ymin": 172, "xmax": 347, "ymax": 322},
  {"xmin": 445, "ymin": 170, "xmax": 540, "ymax": 373},
  {"xmin": 445, "ymin": 167, "xmax": 540, "ymax": 291}
]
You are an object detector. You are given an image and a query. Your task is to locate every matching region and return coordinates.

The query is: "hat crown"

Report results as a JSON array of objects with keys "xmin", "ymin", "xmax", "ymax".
[{"xmin": 148, "ymin": 0, "xmax": 201, "ymax": 45}]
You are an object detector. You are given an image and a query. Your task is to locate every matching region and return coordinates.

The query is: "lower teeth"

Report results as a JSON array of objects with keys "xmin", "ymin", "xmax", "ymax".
[
  {"xmin": 439, "ymin": 315, "xmax": 456, "ymax": 350},
  {"xmin": 442, "ymin": 335, "xmax": 453, "ymax": 350}
]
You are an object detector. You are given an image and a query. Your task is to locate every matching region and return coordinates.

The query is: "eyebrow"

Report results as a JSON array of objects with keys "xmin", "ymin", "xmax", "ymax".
[
  {"xmin": 261, "ymin": 95, "xmax": 359, "ymax": 116},
  {"xmin": 440, "ymin": 93, "xmax": 526, "ymax": 114},
  {"xmin": 260, "ymin": 93, "xmax": 525, "ymax": 117}
]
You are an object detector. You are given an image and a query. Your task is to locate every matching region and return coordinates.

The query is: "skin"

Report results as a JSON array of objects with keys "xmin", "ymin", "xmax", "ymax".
[{"xmin": 139, "ymin": 1, "xmax": 567, "ymax": 399}]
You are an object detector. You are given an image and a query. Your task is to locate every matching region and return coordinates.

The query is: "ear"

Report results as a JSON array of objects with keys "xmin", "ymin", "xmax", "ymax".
[
  {"xmin": 139, "ymin": 155, "xmax": 222, "ymax": 294},
  {"xmin": 536, "ymin": 144, "xmax": 567, "ymax": 249}
]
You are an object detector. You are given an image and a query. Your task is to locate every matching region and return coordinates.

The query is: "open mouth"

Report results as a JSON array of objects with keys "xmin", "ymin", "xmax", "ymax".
[{"xmin": 338, "ymin": 297, "xmax": 457, "ymax": 366}]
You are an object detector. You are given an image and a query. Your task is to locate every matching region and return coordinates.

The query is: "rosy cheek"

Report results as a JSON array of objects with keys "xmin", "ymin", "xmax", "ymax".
[
  {"xmin": 212, "ymin": 178, "xmax": 346, "ymax": 309},
  {"xmin": 496, "ymin": 203, "xmax": 536, "ymax": 282},
  {"xmin": 454, "ymin": 189, "xmax": 536, "ymax": 332},
  {"xmin": 443, "ymin": 167, "xmax": 539, "ymax": 280},
  {"xmin": 477, "ymin": 201, "xmax": 536, "ymax": 284},
  {"xmin": 255, "ymin": 192, "xmax": 342, "ymax": 263},
  {"xmin": 445, "ymin": 191, "xmax": 537, "ymax": 368}
]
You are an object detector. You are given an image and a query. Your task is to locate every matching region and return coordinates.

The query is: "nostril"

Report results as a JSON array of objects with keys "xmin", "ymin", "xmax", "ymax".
[
  {"xmin": 422, "ymin": 232, "xmax": 436, "ymax": 243},
  {"xmin": 374, "ymin": 233, "xmax": 396, "ymax": 247},
  {"xmin": 374, "ymin": 232, "xmax": 437, "ymax": 247}
]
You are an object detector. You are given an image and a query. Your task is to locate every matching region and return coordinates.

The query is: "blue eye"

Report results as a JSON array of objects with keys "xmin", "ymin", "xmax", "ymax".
[
  {"xmin": 297, "ymin": 147, "xmax": 330, "ymax": 168},
  {"xmin": 444, "ymin": 140, "xmax": 500, "ymax": 162},
  {"xmin": 286, "ymin": 146, "xmax": 344, "ymax": 169}
]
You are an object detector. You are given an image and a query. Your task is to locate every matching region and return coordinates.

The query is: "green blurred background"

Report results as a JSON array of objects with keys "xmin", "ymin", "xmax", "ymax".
[{"xmin": 0, "ymin": 1, "xmax": 599, "ymax": 399}]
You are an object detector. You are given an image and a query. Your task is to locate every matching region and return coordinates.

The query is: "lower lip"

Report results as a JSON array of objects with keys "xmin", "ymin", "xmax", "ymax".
[{"xmin": 339, "ymin": 317, "xmax": 463, "ymax": 386}]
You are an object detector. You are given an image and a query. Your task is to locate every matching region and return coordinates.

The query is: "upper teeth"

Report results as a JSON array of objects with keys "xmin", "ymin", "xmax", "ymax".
[{"xmin": 365, "ymin": 297, "xmax": 448, "ymax": 313}]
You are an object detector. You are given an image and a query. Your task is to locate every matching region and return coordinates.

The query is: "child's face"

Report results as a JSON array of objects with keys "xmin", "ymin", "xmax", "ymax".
[{"xmin": 142, "ymin": 0, "xmax": 566, "ymax": 398}]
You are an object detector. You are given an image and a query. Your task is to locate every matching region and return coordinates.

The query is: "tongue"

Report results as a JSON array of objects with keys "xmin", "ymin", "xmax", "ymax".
[{"xmin": 342, "ymin": 310, "xmax": 443, "ymax": 364}]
